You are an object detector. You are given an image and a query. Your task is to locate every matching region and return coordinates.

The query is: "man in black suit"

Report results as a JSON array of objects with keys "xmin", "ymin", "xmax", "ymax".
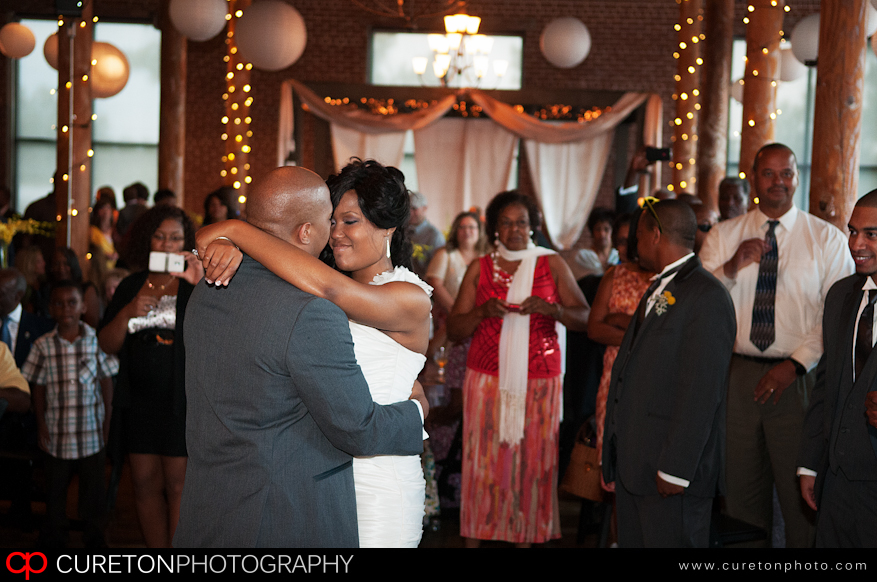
[
  {"xmin": 798, "ymin": 190, "xmax": 877, "ymax": 547},
  {"xmin": 0, "ymin": 269, "xmax": 54, "ymax": 368},
  {"xmin": 0, "ymin": 268, "xmax": 53, "ymax": 524},
  {"xmin": 602, "ymin": 199, "xmax": 736, "ymax": 547}
]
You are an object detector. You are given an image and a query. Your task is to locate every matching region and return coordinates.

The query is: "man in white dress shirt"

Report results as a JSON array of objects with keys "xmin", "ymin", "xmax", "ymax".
[{"xmin": 699, "ymin": 143, "xmax": 854, "ymax": 547}]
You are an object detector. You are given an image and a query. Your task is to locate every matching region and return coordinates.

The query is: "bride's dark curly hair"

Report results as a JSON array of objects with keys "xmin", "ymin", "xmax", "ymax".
[{"xmin": 323, "ymin": 158, "xmax": 413, "ymax": 271}]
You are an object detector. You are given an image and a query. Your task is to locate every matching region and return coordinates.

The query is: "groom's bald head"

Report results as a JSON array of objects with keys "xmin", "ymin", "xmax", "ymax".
[{"xmin": 245, "ymin": 167, "xmax": 332, "ymax": 257}]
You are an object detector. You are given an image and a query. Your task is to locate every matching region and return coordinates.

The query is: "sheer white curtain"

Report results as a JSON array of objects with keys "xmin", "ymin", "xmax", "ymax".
[
  {"xmin": 413, "ymin": 118, "xmax": 518, "ymax": 232},
  {"xmin": 330, "ymin": 125, "xmax": 406, "ymax": 171},
  {"xmin": 524, "ymin": 134, "xmax": 614, "ymax": 249}
]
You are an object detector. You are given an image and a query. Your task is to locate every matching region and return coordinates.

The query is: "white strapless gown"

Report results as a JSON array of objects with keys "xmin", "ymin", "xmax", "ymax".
[{"xmin": 349, "ymin": 267, "xmax": 430, "ymax": 548}]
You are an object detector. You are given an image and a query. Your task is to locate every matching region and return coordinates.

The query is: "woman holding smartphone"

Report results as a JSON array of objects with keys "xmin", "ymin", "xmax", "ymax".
[{"xmin": 98, "ymin": 205, "xmax": 203, "ymax": 547}]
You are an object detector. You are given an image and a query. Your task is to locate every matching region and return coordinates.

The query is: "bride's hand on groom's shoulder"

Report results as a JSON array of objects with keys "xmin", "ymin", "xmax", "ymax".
[
  {"xmin": 195, "ymin": 235, "xmax": 243, "ymax": 287},
  {"xmin": 409, "ymin": 380, "xmax": 429, "ymax": 420}
]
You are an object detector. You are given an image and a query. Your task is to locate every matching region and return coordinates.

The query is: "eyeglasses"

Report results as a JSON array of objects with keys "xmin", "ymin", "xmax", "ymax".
[
  {"xmin": 697, "ymin": 223, "xmax": 713, "ymax": 233},
  {"xmin": 152, "ymin": 233, "xmax": 186, "ymax": 243},
  {"xmin": 641, "ymin": 196, "xmax": 663, "ymax": 233}
]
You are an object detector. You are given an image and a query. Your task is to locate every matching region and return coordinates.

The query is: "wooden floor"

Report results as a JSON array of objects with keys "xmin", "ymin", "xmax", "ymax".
[{"xmin": 0, "ymin": 457, "xmax": 603, "ymax": 549}]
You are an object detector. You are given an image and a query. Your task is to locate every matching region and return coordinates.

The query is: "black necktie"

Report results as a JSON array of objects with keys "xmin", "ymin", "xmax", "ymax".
[
  {"xmin": 751, "ymin": 220, "xmax": 779, "ymax": 351},
  {"xmin": 855, "ymin": 290, "xmax": 877, "ymax": 379}
]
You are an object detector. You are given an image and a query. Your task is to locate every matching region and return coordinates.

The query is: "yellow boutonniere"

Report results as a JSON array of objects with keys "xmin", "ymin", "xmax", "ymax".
[
  {"xmin": 654, "ymin": 290, "xmax": 676, "ymax": 315},
  {"xmin": 663, "ymin": 291, "xmax": 676, "ymax": 305}
]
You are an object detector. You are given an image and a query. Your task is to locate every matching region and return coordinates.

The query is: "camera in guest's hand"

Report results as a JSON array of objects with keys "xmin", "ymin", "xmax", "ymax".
[
  {"xmin": 149, "ymin": 251, "xmax": 186, "ymax": 273},
  {"xmin": 645, "ymin": 147, "xmax": 671, "ymax": 163}
]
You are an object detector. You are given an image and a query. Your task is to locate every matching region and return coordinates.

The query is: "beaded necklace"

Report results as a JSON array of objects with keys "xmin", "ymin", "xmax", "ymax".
[{"xmin": 490, "ymin": 252, "xmax": 515, "ymax": 287}]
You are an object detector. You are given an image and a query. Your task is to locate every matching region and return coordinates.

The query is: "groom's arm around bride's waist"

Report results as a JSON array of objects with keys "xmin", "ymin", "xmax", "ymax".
[{"xmin": 290, "ymin": 297, "xmax": 424, "ymax": 457}]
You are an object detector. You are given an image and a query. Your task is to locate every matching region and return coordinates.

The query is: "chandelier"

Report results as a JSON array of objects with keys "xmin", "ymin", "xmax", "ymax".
[{"xmin": 412, "ymin": 13, "xmax": 508, "ymax": 88}]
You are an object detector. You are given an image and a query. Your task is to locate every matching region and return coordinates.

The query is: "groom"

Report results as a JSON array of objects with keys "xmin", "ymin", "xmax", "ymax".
[{"xmin": 174, "ymin": 167, "xmax": 427, "ymax": 548}]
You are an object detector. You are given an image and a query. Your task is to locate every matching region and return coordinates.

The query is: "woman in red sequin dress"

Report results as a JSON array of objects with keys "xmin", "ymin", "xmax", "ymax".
[{"xmin": 448, "ymin": 192, "xmax": 590, "ymax": 547}]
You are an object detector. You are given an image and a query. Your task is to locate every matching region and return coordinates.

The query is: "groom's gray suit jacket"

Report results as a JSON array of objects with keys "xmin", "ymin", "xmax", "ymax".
[{"xmin": 174, "ymin": 256, "xmax": 424, "ymax": 548}]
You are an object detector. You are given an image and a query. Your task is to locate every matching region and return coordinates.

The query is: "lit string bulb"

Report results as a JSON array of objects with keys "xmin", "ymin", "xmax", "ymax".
[
  {"xmin": 223, "ymin": 0, "xmax": 252, "ymax": 204},
  {"xmin": 669, "ymin": 0, "xmax": 703, "ymax": 193}
]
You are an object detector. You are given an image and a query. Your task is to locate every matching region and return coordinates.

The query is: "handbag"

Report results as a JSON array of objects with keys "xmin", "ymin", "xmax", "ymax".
[{"xmin": 560, "ymin": 420, "xmax": 604, "ymax": 502}]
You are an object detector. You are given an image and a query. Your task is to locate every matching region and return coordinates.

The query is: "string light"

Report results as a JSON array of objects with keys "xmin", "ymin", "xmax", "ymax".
[
  {"xmin": 222, "ymin": 0, "xmax": 253, "ymax": 196},
  {"xmin": 739, "ymin": 1, "xmax": 788, "ymax": 145},
  {"xmin": 670, "ymin": 0, "xmax": 702, "ymax": 193}
]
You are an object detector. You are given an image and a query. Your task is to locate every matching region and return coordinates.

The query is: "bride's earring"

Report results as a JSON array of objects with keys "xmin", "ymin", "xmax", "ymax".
[{"xmin": 386, "ymin": 237, "xmax": 391, "ymax": 259}]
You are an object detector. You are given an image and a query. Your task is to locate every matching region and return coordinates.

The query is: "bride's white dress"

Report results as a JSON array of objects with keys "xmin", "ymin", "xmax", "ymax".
[{"xmin": 349, "ymin": 266, "xmax": 430, "ymax": 548}]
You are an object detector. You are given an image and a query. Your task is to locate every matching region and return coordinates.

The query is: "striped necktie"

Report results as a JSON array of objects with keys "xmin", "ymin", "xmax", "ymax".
[{"xmin": 750, "ymin": 220, "xmax": 779, "ymax": 351}]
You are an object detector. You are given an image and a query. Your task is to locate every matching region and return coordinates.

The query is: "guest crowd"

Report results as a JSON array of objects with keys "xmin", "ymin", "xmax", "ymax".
[{"xmin": 0, "ymin": 139, "xmax": 876, "ymax": 550}]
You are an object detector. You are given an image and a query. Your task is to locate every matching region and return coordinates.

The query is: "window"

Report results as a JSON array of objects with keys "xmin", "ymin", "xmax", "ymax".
[
  {"xmin": 14, "ymin": 19, "xmax": 160, "ymax": 213},
  {"xmin": 369, "ymin": 31, "xmax": 523, "ymax": 90},
  {"xmin": 726, "ymin": 38, "xmax": 877, "ymax": 210}
]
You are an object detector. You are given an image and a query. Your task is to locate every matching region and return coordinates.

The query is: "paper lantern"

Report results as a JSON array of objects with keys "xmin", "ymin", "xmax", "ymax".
[
  {"xmin": 91, "ymin": 42, "xmax": 129, "ymax": 99},
  {"xmin": 779, "ymin": 47, "xmax": 807, "ymax": 82},
  {"xmin": 44, "ymin": 32, "xmax": 59, "ymax": 69},
  {"xmin": 236, "ymin": 1, "xmax": 307, "ymax": 72},
  {"xmin": 790, "ymin": 13, "xmax": 820, "ymax": 65},
  {"xmin": 540, "ymin": 17, "xmax": 591, "ymax": 68},
  {"xmin": 867, "ymin": 3, "xmax": 877, "ymax": 39},
  {"xmin": 730, "ymin": 78, "xmax": 744, "ymax": 103},
  {"xmin": 0, "ymin": 22, "xmax": 36, "ymax": 59},
  {"xmin": 169, "ymin": 0, "xmax": 228, "ymax": 42}
]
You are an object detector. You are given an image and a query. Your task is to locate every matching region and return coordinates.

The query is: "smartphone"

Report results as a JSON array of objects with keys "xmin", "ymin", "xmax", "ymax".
[
  {"xmin": 149, "ymin": 251, "xmax": 186, "ymax": 273},
  {"xmin": 645, "ymin": 147, "xmax": 671, "ymax": 163},
  {"xmin": 506, "ymin": 304, "xmax": 522, "ymax": 313}
]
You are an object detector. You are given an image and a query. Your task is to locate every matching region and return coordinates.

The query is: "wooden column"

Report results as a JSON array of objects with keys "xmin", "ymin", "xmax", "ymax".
[
  {"xmin": 671, "ymin": 0, "xmax": 703, "ymax": 195},
  {"xmin": 739, "ymin": 0, "xmax": 784, "ymax": 189},
  {"xmin": 809, "ymin": 0, "xmax": 868, "ymax": 229},
  {"xmin": 55, "ymin": 7, "xmax": 94, "ymax": 261},
  {"xmin": 159, "ymin": 0, "xmax": 187, "ymax": 206},
  {"xmin": 695, "ymin": 0, "xmax": 733, "ymax": 210}
]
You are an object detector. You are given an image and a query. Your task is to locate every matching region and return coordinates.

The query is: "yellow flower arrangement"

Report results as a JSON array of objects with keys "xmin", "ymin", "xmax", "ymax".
[
  {"xmin": 0, "ymin": 217, "xmax": 55, "ymax": 267},
  {"xmin": 0, "ymin": 217, "xmax": 54, "ymax": 246}
]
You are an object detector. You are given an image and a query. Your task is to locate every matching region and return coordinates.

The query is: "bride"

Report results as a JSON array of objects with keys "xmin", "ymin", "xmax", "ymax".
[{"xmin": 196, "ymin": 159, "xmax": 431, "ymax": 548}]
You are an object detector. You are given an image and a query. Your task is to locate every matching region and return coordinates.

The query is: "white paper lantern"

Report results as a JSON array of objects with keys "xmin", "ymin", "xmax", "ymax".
[
  {"xmin": 169, "ymin": 0, "xmax": 228, "ymax": 42},
  {"xmin": 44, "ymin": 32, "xmax": 59, "ymax": 69},
  {"xmin": 790, "ymin": 13, "xmax": 820, "ymax": 65},
  {"xmin": 236, "ymin": 1, "xmax": 307, "ymax": 72},
  {"xmin": 730, "ymin": 78, "xmax": 744, "ymax": 103},
  {"xmin": 91, "ymin": 42, "xmax": 130, "ymax": 99},
  {"xmin": 540, "ymin": 17, "xmax": 591, "ymax": 68},
  {"xmin": 0, "ymin": 22, "xmax": 36, "ymax": 59},
  {"xmin": 867, "ymin": 3, "xmax": 877, "ymax": 38},
  {"xmin": 779, "ymin": 46, "xmax": 807, "ymax": 82}
]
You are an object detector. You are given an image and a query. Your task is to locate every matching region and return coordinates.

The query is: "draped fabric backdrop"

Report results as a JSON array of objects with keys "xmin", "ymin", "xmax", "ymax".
[
  {"xmin": 413, "ymin": 119, "xmax": 517, "ymax": 231},
  {"xmin": 281, "ymin": 79, "xmax": 651, "ymax": 242},
  {"xmin": 524, "ymin": 134, "xmax": 614, "ymax": 249},
  {"xmin": 331, "ymin": 125, "xmax": 406, "ymax": 171}
]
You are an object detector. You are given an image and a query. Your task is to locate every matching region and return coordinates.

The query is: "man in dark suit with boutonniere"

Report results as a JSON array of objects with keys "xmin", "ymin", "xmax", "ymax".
[
  {"xmin": 602, "ymin": 198, "xmax": 736, "ymax": 547},
  {"xmin": 797, "ymin": 189, "xmax": 877, "ymax": 547}
]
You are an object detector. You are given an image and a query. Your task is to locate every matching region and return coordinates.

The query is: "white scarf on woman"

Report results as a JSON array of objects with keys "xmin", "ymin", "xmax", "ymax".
[{"xmin": 496, "ymin": 240, "xmax": 558, "ymax": 444}]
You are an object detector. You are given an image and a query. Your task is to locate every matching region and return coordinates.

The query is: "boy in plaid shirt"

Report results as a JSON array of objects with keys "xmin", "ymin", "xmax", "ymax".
[{"xmin": 23, "ymin": 280, "xmax": 119, "ymax": 547}]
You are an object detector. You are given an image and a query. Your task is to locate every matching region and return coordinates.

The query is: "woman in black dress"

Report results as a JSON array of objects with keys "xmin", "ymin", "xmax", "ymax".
[{"xmin": 98, "ymin": 206, "xmax": 203, "ymax": 547}]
